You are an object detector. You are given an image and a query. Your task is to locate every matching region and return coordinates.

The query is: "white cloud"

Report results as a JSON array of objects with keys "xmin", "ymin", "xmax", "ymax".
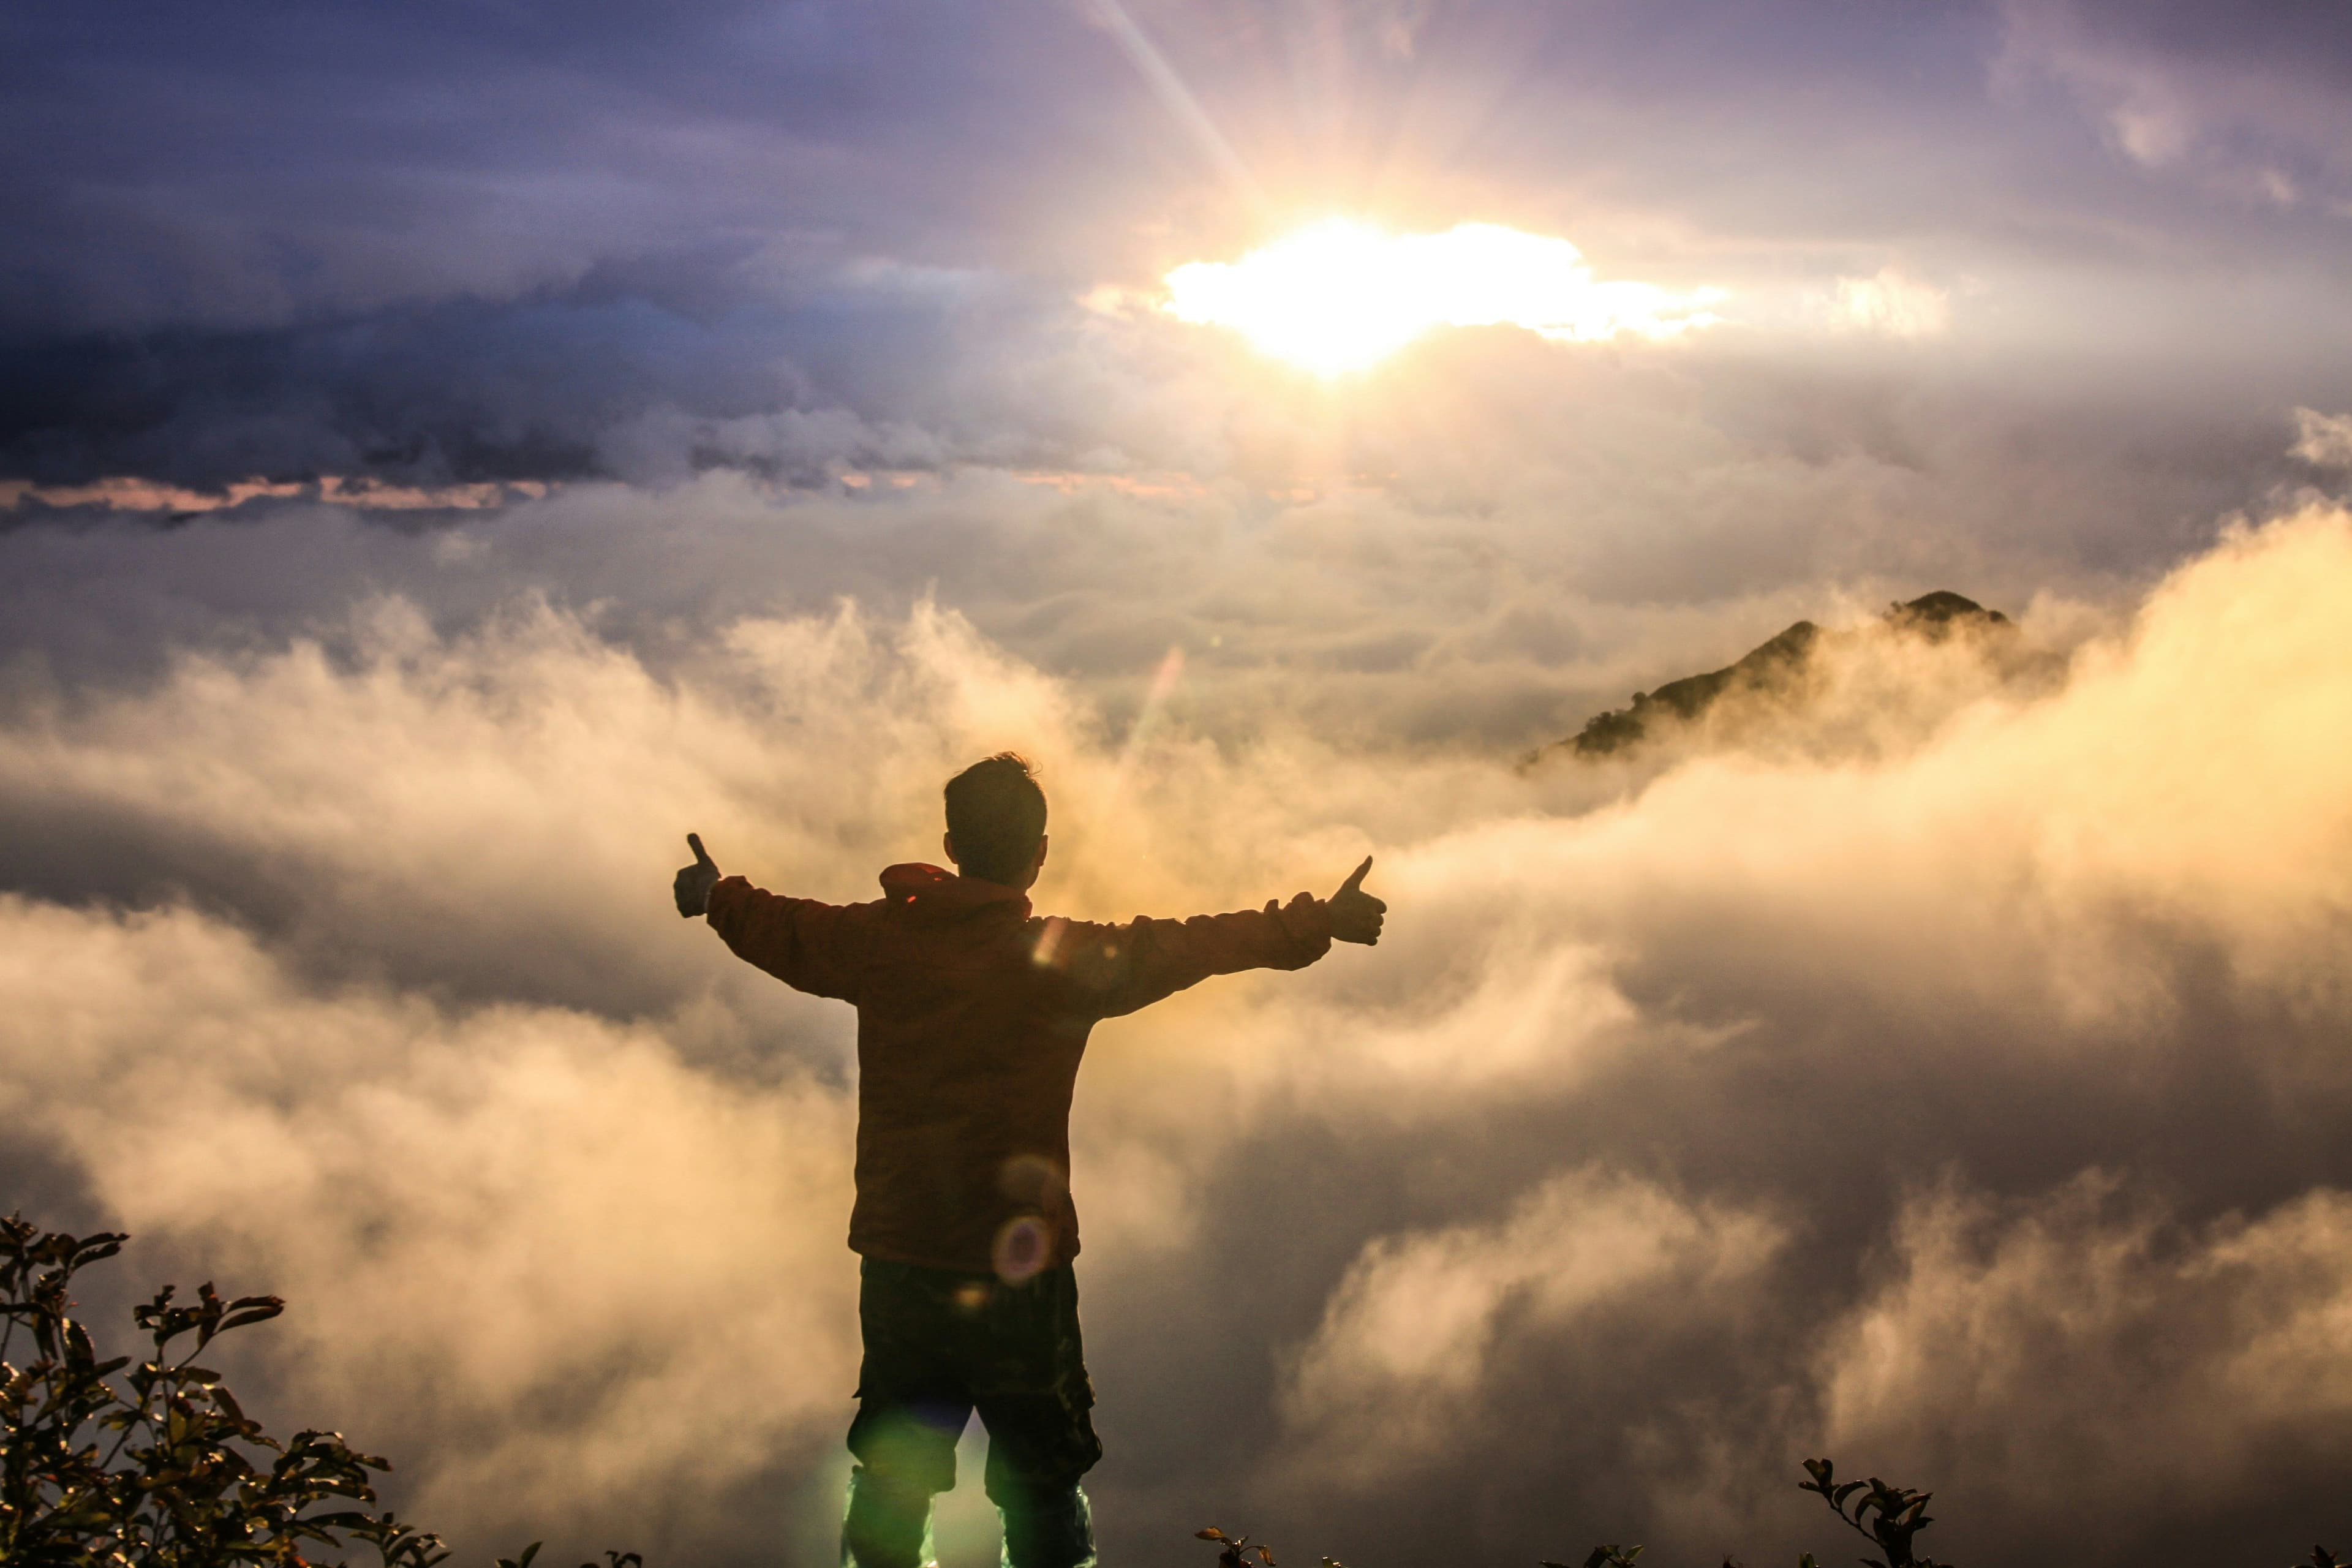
[
  {"xmin": 1832, "ymin": 268, "xmax": 1953, "ymax": 338},
  {"xmin": 1819, "ymin": 1173, "xmax": 2352, "ymax": 1517},
  {"xmin": 2292, "ymin": 407, "xmax": 2352, "ymax": 469},
  {"xmin": 1279, "ymin": 1167, "xmax": 1784, "ymax": 1477}
]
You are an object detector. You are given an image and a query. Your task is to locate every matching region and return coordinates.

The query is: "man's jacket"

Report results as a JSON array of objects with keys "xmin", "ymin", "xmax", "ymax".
[{"xmin": 706, "ymin": 862, "xmax": 1332, "ymax": 1275}]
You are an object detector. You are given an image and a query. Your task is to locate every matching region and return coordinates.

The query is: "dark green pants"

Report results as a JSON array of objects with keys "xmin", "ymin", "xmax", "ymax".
[{"xmin": 843, "ymin": 1258, "xmax": 1101, "ymax": 1568}]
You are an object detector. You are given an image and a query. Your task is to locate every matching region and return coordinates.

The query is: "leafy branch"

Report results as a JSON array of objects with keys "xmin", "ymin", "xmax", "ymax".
[
  {"xmin": 1198, "ymin": 1523, "xmax": 1280, "ymax": 1568},
  {"xmin": 1795, "ymin": 1457, "xmax": 1948, "ymax": 1568},
  {"xmin": 0, "ymin": 1210, "xmax": 636, "ymax": 1567}
]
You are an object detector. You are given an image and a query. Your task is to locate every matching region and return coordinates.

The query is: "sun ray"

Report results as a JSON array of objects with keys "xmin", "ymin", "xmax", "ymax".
[{"xmin": 1084, "ymin": 0, "xmax": 1268, "ymax": 211}]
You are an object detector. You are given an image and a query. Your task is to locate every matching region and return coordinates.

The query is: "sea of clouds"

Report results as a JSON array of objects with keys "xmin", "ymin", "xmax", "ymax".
[{"xmin": 4, "ymin": 484, "xmax": 2351, "ymax": 1566}]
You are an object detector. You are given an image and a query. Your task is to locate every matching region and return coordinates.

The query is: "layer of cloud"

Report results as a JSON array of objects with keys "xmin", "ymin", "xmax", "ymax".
[
  {"xmin": 11, "ymin": 364, "xmax": 2340, "ymax": 783},
  {"xmin": 5, "ymin": 501, "xmax": 2352, "ymax": 1564}
]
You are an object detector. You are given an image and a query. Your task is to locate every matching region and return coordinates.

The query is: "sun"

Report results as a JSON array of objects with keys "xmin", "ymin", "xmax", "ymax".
[{"xmin": 1161, "ymin": 217, "xmax": 1724, "ymax": 375}]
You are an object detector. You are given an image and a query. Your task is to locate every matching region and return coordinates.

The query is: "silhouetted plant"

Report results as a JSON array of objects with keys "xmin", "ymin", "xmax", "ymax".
[
  {"xmin": 1796, "ymin": 1457, "xmax": 1946, "ymax": 1568},
  {"xmin": 1537, "ymin": 1457, "xmax": 1952, "ymax": 1568},
  {"xmin": 0, "ymin": 1211, "xmax": 636, "ymax": 1568},
  {"xmin": 1197, "ymin": 1523, "xmax": 1277, "ymax": 1568}
]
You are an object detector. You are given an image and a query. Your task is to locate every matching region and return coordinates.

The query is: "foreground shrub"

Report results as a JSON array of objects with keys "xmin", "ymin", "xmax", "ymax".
[{"xmin": 0, "ymin": 1211, "xmax": 634, "ymax": 1568}]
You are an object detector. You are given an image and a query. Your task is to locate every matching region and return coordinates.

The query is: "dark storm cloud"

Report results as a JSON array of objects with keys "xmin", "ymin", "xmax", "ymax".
[
  {"xmin": 0, "ymin": 278, "xmax": 1013, "ymax": 489},
  {"xmin": 0, "ymin": 0, "xmax": 1105, "ymax": 333},
  {"xmin": 0, "ymin": 0, "xmax": 1174, "ymax": 485}
]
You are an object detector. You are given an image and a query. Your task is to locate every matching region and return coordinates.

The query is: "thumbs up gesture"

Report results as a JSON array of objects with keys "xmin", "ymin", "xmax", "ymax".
[
  {"xmin": 1327, "ymin": 856, "xmax": 1385, "ymax": 946},
  {"xmin": 674, "ymin": 832, "xmax": 722, "ymax": 918}
]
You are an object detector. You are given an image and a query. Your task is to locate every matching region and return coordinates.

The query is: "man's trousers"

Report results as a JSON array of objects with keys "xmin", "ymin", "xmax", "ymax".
[{"xmin": 842, "ymin": 1257, "xmax": 1102, "ymax": 1568}]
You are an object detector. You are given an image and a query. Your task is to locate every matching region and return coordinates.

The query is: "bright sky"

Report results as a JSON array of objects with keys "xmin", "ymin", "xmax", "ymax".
[{"xmin": 1161, "ymin": 218, "xmax": 1725, "ymax": 373}]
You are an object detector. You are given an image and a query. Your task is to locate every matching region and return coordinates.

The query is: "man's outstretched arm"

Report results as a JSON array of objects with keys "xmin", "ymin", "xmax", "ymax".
[
  {"xmin": 672, "ymin": 832, "xmax": 867, "ymax": 1002},
  {"xmin": 1076, "ymin": 856, "xmax": 1385, "ymax": 1019}
]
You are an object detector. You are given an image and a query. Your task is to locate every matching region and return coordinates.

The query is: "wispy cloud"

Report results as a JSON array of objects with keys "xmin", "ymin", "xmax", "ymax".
[
  {"xmin": 2292, "ymin": 407, "xmax": 2352, "ymax": 469},
  {"xmin": 1, "ymin": 475, "xmax": 549, "ymax": 514}
]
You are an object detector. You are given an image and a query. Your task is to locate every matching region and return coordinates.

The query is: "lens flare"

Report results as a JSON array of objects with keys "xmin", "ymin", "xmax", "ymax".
[
  {"xmin": 1163, "ymin": 218, "xmax": 1725, "ymax": 374},
  {"xmin": 992, "ymin": 1216, "xmax": 1049, "ymax": 1284},
  {"xmin": 1106, "ymin": 644, "xmax": 1187, "ymax": 801}
]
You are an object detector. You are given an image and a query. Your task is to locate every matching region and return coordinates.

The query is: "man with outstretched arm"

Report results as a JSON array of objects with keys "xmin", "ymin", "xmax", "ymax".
[{"xmin": 673, "ymin": 753, "xmax": 1384, "ymax": 1568}]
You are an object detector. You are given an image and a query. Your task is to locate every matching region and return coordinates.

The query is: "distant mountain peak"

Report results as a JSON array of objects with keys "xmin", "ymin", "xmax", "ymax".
[
  {"xmin": 1886, "ymin": 590, "xmax": 2007, "ymax": 635},
  {"xmin": 1537, "ymin": 591, "xmax": 2015, "ymax": 764}
]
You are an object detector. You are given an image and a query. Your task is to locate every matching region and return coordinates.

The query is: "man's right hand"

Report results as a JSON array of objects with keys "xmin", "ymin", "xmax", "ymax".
[
  {"xmin": 675, "ymin": 832, "xmax": 721, "ymax": 918},
  {"xmin": 1327, "ymin": 856, "xmax": 1385, "ymax": 945}
]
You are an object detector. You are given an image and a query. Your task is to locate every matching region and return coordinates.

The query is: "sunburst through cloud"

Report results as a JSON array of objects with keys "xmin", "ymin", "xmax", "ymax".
[{"xmin": 1161, "ymin": 219, "xmax": 1725, "ymax": 374}]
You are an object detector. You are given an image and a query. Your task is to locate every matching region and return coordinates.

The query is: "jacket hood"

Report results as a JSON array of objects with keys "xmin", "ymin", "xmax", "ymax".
[{"xmin": 878, "ymin": 862, "xmax": 1032, "ymax": 922}]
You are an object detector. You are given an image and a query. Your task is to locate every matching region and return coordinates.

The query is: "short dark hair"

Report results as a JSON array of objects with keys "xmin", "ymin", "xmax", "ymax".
[{"xmin": 943, "ymin": 752, "xmax": 1047, "ymax": 884}]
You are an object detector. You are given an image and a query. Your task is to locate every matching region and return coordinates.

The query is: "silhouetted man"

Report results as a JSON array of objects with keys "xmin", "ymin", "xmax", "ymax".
[{"xmin": 674, "ymin": 753, "xmax": 1384, "ymax": 1568}]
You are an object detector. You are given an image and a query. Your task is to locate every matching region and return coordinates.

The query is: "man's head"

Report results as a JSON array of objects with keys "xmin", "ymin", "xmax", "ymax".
[{"xmin": 943, "ymin": 752, "xmax": 1049, "ymax": 889}]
